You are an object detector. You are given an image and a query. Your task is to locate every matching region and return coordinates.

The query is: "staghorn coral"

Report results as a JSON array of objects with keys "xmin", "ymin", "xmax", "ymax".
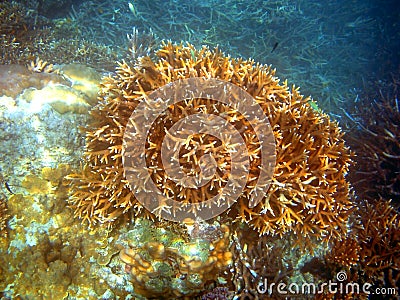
[
  {"xmin": 355, "ymin": 200, "xmax": 400, "ymax": 280},
  {"xmin": 127, "ymin": 27, "xmax": 158, "ymax": 61},
  {"xmin": 313, "ymin": 199, "xmax": 400, "ymax": 298},
  {"xmin": 326, "ymin": 238, "xmax": 361, "ymax": 268},
  {"xmin": 0, "ymin": 1, "xmax": 119, "ymax": 70},
  {"xmin": 344, "ymin": 76, "xmax": 400, "ymax": 206},
  {"xmin": 0, "ymin": 2, "xmax": 34, "ymax": 39},
  {"xmin": 333, "ymin": 74, "xmax": 400, "ymax": 297},
  {"xmin": 27, "ymin": 57, "xmax": 54, "ymax": 73},
  {"xmin": 66, "ymin": 42, "xmax": 353, "ymax": 243},
  {"xmin": 228, "ymin": 225, "xmax": 294, "ymax": 299}
]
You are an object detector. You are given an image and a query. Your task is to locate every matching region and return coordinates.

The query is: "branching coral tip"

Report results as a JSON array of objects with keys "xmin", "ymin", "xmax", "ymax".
[{"xmin": 128, "ymin": 2, "xmax": 136, "ymax": 16}]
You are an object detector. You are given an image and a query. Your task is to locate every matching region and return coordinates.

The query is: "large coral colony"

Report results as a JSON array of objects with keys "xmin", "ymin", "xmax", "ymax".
[
  {"xmin": 64, "ymin": 42, "xmax": 358, "ymax": 295},
  {"xmin": 67, "ymin": 42, "xmax": 353, "ymax": 241},
  {"xmin": 63, "ymin": 41, "xmax": 400, "ymax": 298}
]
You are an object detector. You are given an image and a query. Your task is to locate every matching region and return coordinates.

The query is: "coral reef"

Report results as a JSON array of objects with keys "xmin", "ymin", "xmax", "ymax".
[
  {"xmin": 27, "ymin": 57, "xmax": 54, "ymax": 73},
  {"xmin": 2, "ymin": 0, "xmax": 393, "ymax": 110},
  {"xmin": 118, "ymin": 220, "xmax": 232, "ymax": 298},
  {"xmin": 127, "ymin": 27, "xmax": 158, "ymax": 61},
  {"xmin": 0, "ymin": 165, "xmax": 113, "ymax": 299},
  {"xmin": 228, "ymin": 226, "xmax": 294, "ymax": 298},
  {"xmin": 0, "ymin": 65, "xmax": 103, "ymax": 296},
  {"xmin": 0, "ymin": 197, "xmax": 9, "ymax": 237},
  {"xmin": 0, "ymin": 64, "xmax": 68, "ymax": 98},
  {"xmin": 67, "ymin": 43, "xmax": 353, "ymax": 244},
  {"xmin": 326, "ymin": 238, "xmax": 361, "ymax": 268},
  {"xmin": 0, "ymin": 62, "xmax": 100, "ymax": 113},
  {"xmin": 343, "ymin": 76, "xmax": 400, "ymax": 207},
  {"xmin": 1, "ymin": 0, "xmax": 398, "ymax": 298},
  {"xmin": 302, "ymin": 199, "xmax": 400, "ymax": 299},
  {"xmin": 0, "ymin": 2, "xmax": 44, "ymax": 40},
  {"xmin": 311, "ymin": 67, "xmax": 400, "ymax": 300},
  {"xmin": 0, "ymin": 62, "xmax": 101, "ymax": 180},
  {"xmin": 56, "ymin": 63, "xmax": 102, "ymax": 104},
  {"xmin": 0, "ymin": 61, "xmax": 100, "ymax": 104},
  {"xmin": 0, "ymin": 1, "xmax": 119, "ymax": 70},
  {"xmin": 60, "ymin": 0, "xmax": 390, "ymax": 107},
  {"xmin": 355, "ymin": 200, "xmax": 400, "ymax": 281},
  {"xmin": 22, "ymin": 84, "xmax": 92, "ymax": 114},
  {"xmin": 0, "ymin": 50, "xmax": 112, "ymax": 297}
]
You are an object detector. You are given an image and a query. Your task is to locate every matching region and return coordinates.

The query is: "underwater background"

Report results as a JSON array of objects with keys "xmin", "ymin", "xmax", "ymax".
[{"xmin": 0, "ymin": 0, "xmax": 399, "ymax": 299}]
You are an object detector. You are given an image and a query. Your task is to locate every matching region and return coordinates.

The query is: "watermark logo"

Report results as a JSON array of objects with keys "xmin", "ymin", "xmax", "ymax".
[
  {"xmin": 257, "ymin": 271, "xmax": 397, "ymax": 296},
  {"xmin": 336, "ymin": 270, "xmax": 347, "ymax": 281},
  {"xmin": 122, "ymin": 77, "xmax": 276, "ymax": 222}
]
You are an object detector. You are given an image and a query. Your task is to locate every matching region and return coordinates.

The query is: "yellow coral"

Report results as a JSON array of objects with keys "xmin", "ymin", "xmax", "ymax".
[
  {"xmin": 119, "ymin": 224, "xmax": 232, "ymax": 298},
  {"xmin": 41, "ymin": 164, "xmax": 71, "ymax": 183},
  {"xmin": 22, "ymin": 174, "xmax": 52, "ymax": 194},
  {"xmin": 21, "ymin": 84, "xmax": 91, "ymax": 114},
  {"xmin": 0, "ymin": 197, "xmax": 9, "ymax": 237}
]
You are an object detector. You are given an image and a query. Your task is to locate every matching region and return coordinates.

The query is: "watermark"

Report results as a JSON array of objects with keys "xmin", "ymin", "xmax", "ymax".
[
  {"xmin": 257, "ymin": 271, "xmax": 398, "ymax": 296},
  {"xmin": 122, "ymin": 77, "xmax": 276, "ymax": 222}
]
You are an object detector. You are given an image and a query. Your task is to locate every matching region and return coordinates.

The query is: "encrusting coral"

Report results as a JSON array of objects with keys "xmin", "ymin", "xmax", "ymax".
[
  {"xmin": 118, "ymin": 222, "xmax": 232, "ymax": 298},
  {"xmin": 0, "ymin": 197, "xmax": 9, "ymax": 237},
  {"xmin": 66, "ymin": 42, "xmax": 353, "ymax": 243}
]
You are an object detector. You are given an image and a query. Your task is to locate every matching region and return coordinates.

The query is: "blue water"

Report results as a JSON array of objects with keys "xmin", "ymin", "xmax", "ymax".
[{"xmin": 60, "ymin": 0, "xmax": 399, "ymax": 107}]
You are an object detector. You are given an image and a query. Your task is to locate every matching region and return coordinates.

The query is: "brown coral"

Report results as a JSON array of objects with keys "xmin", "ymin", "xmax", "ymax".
[
  {"xmin": 66, "ymin": 43, "xmax": 353, "ymax": 242},
  {"xmin": 344, "ymin": 76, "xmax": 400, "ymax": 206},
  {"xmin": 27, "ymin": 57, "xmax": 54, "ymax": 73},
  {"xmin": 0, "ymin": 2, "xmax": 118, "ymax": 70},
  {"xmin": 320, "ymin": 199, "xmax": 400, "ymax": 296},
  {"xmin": 229, "ymin": 225, "xmax": 293, "ymax": 299},
  {"xmin": 326, "ymin": 238, "xmax": 361, "ymax": 268},
  {"xmin": 357, "ymin": 200, "xmax": 400, "ymax": 295},
  {"xmin": 355, "ymin": 199, "xmax": 400, "ymax": 279},
  {"xmin": 0, "ymin": 2, "xmax": 31, "ymax": 39}
]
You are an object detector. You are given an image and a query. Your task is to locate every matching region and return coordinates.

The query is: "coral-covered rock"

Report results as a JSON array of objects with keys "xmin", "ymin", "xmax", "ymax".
[
  {"xmin": 0, "ymin": 64, "xmax": 68, "ymax": 98},
  {"xmin": 0, "ymin": 197, "xmax": 9, "ymax": 238},
  {"xmin": 0, "ymin": 63, "xmax": 101, "ymax": 113},
  {"xmin": 21, "ymin": 84, "xmax": 91, "ymax": 114},
  {"xmin": 117, "ymin": 219, "xmax": 232, "ymax": 298},
  {"xmin": 56, "ymin": 63, "xmax": 102, "ymax": 105}
]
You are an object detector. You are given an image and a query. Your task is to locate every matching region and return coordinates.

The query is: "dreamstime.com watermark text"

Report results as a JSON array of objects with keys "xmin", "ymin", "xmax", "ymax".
[{"xmin": 256, "ymin": 271, "xmax": 398, "ymax": 296}]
